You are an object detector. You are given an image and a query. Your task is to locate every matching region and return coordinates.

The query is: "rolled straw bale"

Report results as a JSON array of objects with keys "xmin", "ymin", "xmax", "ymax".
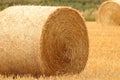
[
  {"xmin": 96, "ymin": 0, "xmax": 120, "ymax": 26},
  {"xmin": 0, "ymin": 6, "xmax": 89, "ymax": 76}
]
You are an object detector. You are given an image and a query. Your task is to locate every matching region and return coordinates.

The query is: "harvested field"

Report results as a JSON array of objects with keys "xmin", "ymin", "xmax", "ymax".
[{"xmin": 0, "ymin": 22, "xmax": 120, "ymax": 80}]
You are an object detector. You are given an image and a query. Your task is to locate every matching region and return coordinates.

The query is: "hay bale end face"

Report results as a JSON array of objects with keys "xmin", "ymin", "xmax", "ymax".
[
  {"xmin": 0, "ymin": 6, "xmax": 89, "ymax": 76},
  {"xmin": 96, "ymin": 1, "xmax": 120, "ymax": 26}
]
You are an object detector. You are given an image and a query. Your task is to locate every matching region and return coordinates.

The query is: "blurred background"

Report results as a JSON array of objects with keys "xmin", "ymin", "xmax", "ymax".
[{"xmin": 0, "ymin": 0, "xmax": 106, "ymax": 21}]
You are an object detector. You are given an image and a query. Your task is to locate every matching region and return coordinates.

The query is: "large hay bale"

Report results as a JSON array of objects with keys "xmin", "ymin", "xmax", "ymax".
[
  {"xmin": 96, "ymin": 0, "xmax": 120, "ymax": 26},
  {"xmin": 0, "ymin": 6, "xmax": 89, "ymax": 76}
]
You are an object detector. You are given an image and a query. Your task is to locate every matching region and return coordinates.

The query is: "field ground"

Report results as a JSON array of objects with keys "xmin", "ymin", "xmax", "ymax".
[{"xmin": 0, "ymin": 22, "xmax": 120, "ymax": 80}]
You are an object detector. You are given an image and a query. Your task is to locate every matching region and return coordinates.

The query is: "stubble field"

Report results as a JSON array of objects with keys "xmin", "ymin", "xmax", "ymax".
[{"xmin": 0, "ymin": 22, "xmax": 120, "ymax": 80}]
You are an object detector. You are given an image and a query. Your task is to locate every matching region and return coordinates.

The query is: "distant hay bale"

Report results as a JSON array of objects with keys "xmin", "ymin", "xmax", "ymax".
[
  {"xmin": 96, "ymin": 0, "xmax": 120, "ymax": 26},
  {"xmin": 0, "ymin": 6, "xmax": 89, "ymax": 76}
]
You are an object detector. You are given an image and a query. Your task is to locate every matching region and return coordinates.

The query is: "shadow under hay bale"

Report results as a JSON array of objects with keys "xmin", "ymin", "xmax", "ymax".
[{"xmin": 0, "ymin": 6, "xmax": 89, "ymax": 76}]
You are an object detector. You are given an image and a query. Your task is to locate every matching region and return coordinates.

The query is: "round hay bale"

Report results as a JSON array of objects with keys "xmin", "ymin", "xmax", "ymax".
[
  {"xmin": 0, "ymin": 6, "xmax": 89, "ymax": 76},
  {"xmin": 96, "ymin": 1, "xmax": 120, "ymax": 26}
]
